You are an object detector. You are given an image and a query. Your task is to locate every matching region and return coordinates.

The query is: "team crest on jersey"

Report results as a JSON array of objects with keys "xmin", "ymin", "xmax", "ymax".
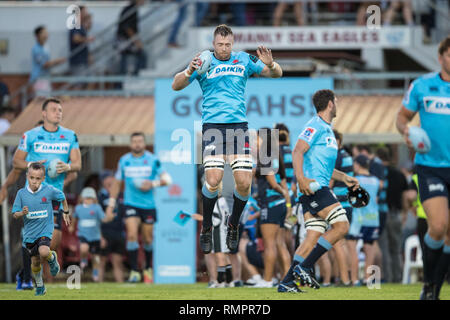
[
  {"xmin": 299, "ymin": 127, "xmax": 316, "ymax": 142},
  {"xmin": 423, "ymin": 96, "xmax": 450, "ymax": 115},
  {"xmin": 207, "ymin": 64, "xmax": 245, "ymax": 79},
  {"xmin": 326, "ymin": 137, "xmax": 338, "ymax": 149}
]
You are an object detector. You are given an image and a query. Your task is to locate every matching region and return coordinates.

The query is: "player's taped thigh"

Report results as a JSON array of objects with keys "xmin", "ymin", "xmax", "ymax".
[
  {"xmin": 203, "ymin": 156, "xmax": 225, "ymax": 171},
  {"xmin": 230, "ymin": 157, "xmax": 253, "ymax": 173},
  {"xmin": 325, "ymin": 205, "xmax": 348, "ymax": 225},
  {"xmin": 304, "ymin": 217, "xmax": 328, "ymax": 234}
]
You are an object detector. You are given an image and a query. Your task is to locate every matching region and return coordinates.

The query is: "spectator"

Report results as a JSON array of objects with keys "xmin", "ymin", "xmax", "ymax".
[
  {"xmin": 384, "ymin": 0, "xmax": 414, "ymax": 26},
  {"xmin": 98, "ymin": 170, "xmax": 126, "ymax": 283},
  {"xmin": 376, "ymin": 147, "xmax": 408, "ymax": 283},
  {"xmin": 0, "ymin": 106, "xmax": 16, "ymax": 135},
  {"xmin": 168, "ymin": 1, "xmax": 210, "ymax": 48},
  {"xmin": 30, "ymin": 26, "xmax": 66, "ymax": 96},
  {"xmin": 273, "ymin": 1, "xmax": 305, "ymax": 26},
  {"xmin": 356, "ymin": 2, "xmax": 381, "ymax": 26},
  {"xmin": 69, "ymin": 6, "xmax": 94, "ymax": 75},
  {"xmin": 116, "ymin": 0, "xmax": 147, "ymax": 75},
  {"xmin": 0, "ymin": 75, "xmax": 10, "ymax": 107}
]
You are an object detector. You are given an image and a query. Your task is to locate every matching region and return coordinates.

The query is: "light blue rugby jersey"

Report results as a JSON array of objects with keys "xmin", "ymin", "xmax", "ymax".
[
  {"xmin": 12, "ymin": 184, "xmax": 66, "ymax": 245},
  {"xmin": 18, "ymin": 125, "xmax": 79, "ymax": 191},
  {"xmin": 74, "ymin": 203, "xmax": 105, "ymax": 242},
  {"xmin": 189, "ymin": 51, "xmax": 265, "ymax": 124},
  {"xmin": 402, "ymin": 72, "xmax": 450, "ymax": 167},
  {"xmin": 115, "ymin": 151, "xmax": 164, "ymax": 209},
  {"xmin": 296, "ymin": 116, "xmax": 338, "ymax": 197},
  {"xmin": 354, "ymin": 174, "xmax": 380, "ymax": 228}
]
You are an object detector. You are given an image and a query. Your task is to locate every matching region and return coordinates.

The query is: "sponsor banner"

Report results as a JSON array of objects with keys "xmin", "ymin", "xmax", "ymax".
[
  {"xmin": 33, "ymin": 142, "xmax": 71, "ymax": 154},
  {"xmin": 26, "ymin": 210, "xmax": 48, "ymax": 219},
  {"xmin": 198, "ymin": 26, "xmax": 413, "ymax": 50}
]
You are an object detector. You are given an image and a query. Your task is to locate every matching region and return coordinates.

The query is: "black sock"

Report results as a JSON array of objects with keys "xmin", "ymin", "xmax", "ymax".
[
  {"xmin": 22, "ymin": 247, "xmax": 32, "ymax": 282},
  {"xmin": 225, "ymin": 264, "xmax": 233, "ymax": 283},
  {"xmin": 282, "ymin": 260, "xmax": 300, "ymax": 283},
  {"xmin": 202, "ymin": 185, "xmax": 218, "ymax": 231},
  {"xmin": 217, "ymin": 266, "xmax": 226, "ymax": 284},
  {"xmin": 434, "ymin": 249, "xmax": 450, "ymax": 297},
  {"xmin": 423, "ymin": 234, "xmax": 444, "ymax": 284},
  {"xmin": 229, "ymin": 191, "xmax": 249, "ymax": 227},
  {"xmin": 128, "ymin": 250, "xmax": 139, "ymax": 272},
  {"xmin": 301, "ymin": 237, "xmax": 332, "ymax": 270},
  {"xmin": 144, "ymin": 249, "xmax": 153, "ymax": 269}
]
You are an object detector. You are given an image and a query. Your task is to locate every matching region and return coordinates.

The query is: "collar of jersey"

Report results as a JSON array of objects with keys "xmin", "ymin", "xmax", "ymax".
[
  {"xmin": 41, "ymin": 125, "xmax": 60, "ymax": 133},
  {"xmin": 27, "ymin": 184, "xmax": 43, "ymax": 194},
  {"xmin": 317, "ymin": 115, "xmax": 331, "ymax": 126},
  {"xmin": 212, "ymin": 52, "xmax": 232, "ymax": 62},
  {"xmin": 438, "ymin": 72, "xmax": 450, "ymax": 84}
]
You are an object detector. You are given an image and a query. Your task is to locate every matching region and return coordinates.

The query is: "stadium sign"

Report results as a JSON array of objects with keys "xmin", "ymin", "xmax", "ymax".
[{"xmin": 197, "ymin": 26, "xmax": 414, "ymax": 49}]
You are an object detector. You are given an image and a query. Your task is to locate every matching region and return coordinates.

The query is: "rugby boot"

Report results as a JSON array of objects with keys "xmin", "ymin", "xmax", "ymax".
[
  {"xmin": 293, "ymin": 264, "xmax": 320, "ymax": 289},
  {"xmin": 226, "ymin": 223, "xmax": 239, "ymax": 252},
  {"xmin": 200, "ymin": 227, "xmax": 213, "ymax": 254}
]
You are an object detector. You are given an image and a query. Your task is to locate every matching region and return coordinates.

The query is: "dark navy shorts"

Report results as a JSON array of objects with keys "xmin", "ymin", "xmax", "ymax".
[
  {"xmin": 25, "ymin": 237, "xmax": 51, "ymax": 257},
  {"xmin": 52, "ymin": 200, "xmax": 62, "ymax": 231},
  {"xmin": 260, "ymin": 201, "xmax": 287, "ymax": 227},
  {"xmin": 123, "ymin": 205, "xmax": 157, "ymax": 224},
  {"xmin": 79, "ymin": 237, "xmax": 101, "ymax": 255},
  {"xmin": 416, "ymin": 165, "xmax": 450, "ymax": 206},
  {"xmin": 360, "ymin": 226, "xmax": 380, "ymax": 244},
  {"xmin": 202, "ymin": 122, "xmax": 250, "ymax": 157},
  {"xmin": 100, "ymin": 234, "xmax": 126, "ymax": 256},
  {"xmin": 299, "ymin": 187, "xmax": 340, "ymax": 216}
]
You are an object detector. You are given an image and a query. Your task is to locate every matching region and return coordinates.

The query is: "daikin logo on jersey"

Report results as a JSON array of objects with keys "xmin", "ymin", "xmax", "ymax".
[
  {"xmin": 424, "ymin": 97, "xmax": 450, "ymax": 115},
  {"xmin": 33, "ymin": 142, "xmax": 70, "ymax": 154},
  {"xmin": 207, "ymin": 64, "xmax": 245, "ymax": 79},
  {"xmin": 124, "ymin": 166, "xmax": 152, "ymax": 178}
]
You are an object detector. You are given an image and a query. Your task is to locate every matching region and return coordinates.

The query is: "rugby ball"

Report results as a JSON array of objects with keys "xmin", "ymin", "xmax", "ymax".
[
  {"xmin": 196, "ymin": 50, "xmax": 212, "ymax": 75},
  {"xmin": 408, "ymin": 126, "xmax": 431, "ymax": 154},
  {"xmin": 47, "ymin": 159, "xmax": 60, "ymax": 179},
  {"xmin": 309, "ymin": 181, "xmax": 320, "ymax": 193}
]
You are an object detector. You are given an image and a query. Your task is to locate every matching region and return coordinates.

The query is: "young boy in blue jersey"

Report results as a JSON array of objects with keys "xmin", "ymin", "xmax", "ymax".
[
  {"xmin": 278, "ymin": 89, "xmax": 359, "ymax": 293},
  {"xmin": 12, "ymin": 162, "xmax": 70, "ymax": 296},
  {"xmin": 396, "ymin": 35, "xmax": 450, "ymax": 300},
  {"xmin": 69, "ymin": 187, "xmax": 114, "ymax": 282},
  {"xmin": 172, "ymin": 24, "xmax": 283, "ymax": 255},
  {"xmin": 353, "ymin": 155, "xmax": 380, "ymax": 284}
]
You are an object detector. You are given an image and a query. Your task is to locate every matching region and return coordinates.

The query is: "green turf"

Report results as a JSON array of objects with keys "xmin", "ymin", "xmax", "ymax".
[{"xmin": 0, "ymin": 282, "xmax": 448, "ymax": 300}]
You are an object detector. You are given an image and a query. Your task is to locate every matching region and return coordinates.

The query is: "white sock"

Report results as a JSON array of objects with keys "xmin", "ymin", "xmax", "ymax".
[{"xmin": 33, "ymin": 269, "xmax": 43, "ymax": 287}]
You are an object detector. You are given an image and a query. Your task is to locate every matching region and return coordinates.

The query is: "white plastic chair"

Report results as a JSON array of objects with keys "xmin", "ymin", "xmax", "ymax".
[{"xmin": 402, "ymin": 235, "xmax": 423, "ymax": 284}]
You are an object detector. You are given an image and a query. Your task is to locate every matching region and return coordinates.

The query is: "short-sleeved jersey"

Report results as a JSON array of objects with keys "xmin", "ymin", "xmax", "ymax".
[
  {"xmin": 74, "ymin": 203, "xmax": 105, "ymax": 242},
  {"xmin": 402, "ymin": 72, "xmax": 450, "ymax": 167},
  {"xmin": 98, "ymin": 189, "xmax": 125, "ymax": 238},
  {"xmin": 280, "ymin": 144, "xmax": 295, "ymax": 190},
  {"xmin": 18, "ymin": 125, "xmax": 79, "ymax": 191},
  {"xmin": 354, "ymin": 174, "xmax": 380, "ymax": 227},
  {"xmin": 114, "ymin": 151, "xmax": 164, "ymax": 209},
  {"xmin": 333, "ymin": 148, "xmax": 354, "ymax": 208},
  {"xmin": 372, "ymin": 157, "xmax": 388, "ymax": 213},
  {"xmin": 189, "ymin": 51, "xmax": 265, "ymax": 124},
  {"xmin": 12, "ymin": 184, "xmax": 66, "ymax": 245},
  {"xmin": 30, "ymin": 42, "xmax": 50, "ymax": 83},
  {"xmin": 241, "ymin": 197, "xmax": 260, "ymax": 241},
  {"xmin": 297, "ymin": 116, "xmax": 338, "ymax": 197}
]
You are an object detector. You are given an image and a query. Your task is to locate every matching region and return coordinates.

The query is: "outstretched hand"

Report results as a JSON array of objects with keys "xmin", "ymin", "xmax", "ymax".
[{"xmin": 256, "ymin": 45, "xmax": 274, "ymax": 67}]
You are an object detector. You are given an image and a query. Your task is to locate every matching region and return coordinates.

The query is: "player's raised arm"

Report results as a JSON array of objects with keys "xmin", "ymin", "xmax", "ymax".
[
  {"xmin": 172, "ymin": 54, "xmax": 201, "ymax": 91},
  {"xmin": 257, "ymin": 45, "xmax": 282, "ymax": 78}
]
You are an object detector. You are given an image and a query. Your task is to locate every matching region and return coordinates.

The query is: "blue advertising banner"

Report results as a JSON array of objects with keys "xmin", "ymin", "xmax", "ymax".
[{"xmin": 154, "ymin": 77, "xmax": 332, "ymax": 284}]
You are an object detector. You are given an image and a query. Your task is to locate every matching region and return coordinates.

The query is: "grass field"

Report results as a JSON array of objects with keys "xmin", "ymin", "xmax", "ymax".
[{"xmin": 0, "ymin": 282, "xmax": 449, "ymax": 300}]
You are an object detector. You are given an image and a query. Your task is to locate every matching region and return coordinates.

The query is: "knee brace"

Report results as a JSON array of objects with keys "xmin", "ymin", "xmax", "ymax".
[
  {"xmin": 304, "ymin": 217, "xmax": 328, "ymax": 234},
  {"xmin": 230, "ymin": 157, "xmax": 253, "ymax": 173},
  {"xmin": 325, "ymin": 205, "xmax": 348, "ymax": 225},
  {"xmin": 203, "ymin": 157, "xmax": 225, "ymax": 171}
]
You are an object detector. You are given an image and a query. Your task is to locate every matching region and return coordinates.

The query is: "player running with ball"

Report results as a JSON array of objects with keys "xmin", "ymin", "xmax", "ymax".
[
  {"xmin": 172, "ymin": 24, "xmax": 282, "ymax": 253},
  {"xmin": 396, "ymin": 36, "xmax": 450, "ymax": 300},
  {"xmin": 278, "ymin": 89, "xmax": 359, "ymax": 293}
]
